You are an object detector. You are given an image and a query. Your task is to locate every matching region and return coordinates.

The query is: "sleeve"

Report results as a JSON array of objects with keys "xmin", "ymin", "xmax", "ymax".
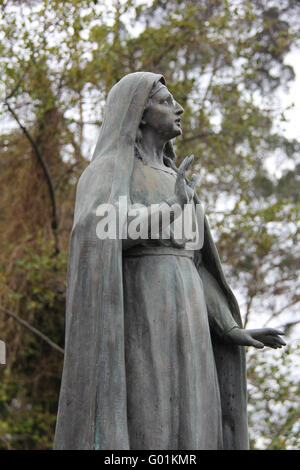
[
  {"xmin": 196, "ymin": 261, "xmax": 239, "ymax": 339},
  {"xmin": 193, "ymin": 212, "xmax": 243, "ymax": 340}
]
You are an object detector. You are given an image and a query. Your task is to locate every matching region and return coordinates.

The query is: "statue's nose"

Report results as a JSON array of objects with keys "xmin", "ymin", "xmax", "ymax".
[{"xmin": 175, "ymin": 102, "xmax": 184, "ymax": 115}]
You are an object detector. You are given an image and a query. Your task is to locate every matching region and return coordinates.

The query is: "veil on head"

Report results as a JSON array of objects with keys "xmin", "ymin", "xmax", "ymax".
[{"xmin": 92, "ymin": 72, "xmax": 177, "ymax": 171}]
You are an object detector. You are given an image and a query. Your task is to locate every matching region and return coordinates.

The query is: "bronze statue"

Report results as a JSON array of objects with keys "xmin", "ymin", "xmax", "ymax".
[{"xmin": 54, "ymin": 72, "xmax": 285, "ymax": 450}]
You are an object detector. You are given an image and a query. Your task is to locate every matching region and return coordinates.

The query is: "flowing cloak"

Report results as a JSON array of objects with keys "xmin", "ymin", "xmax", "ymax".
[{"xmin": 54, "ymin": 72, "xmax": 249, "ymax": 450}]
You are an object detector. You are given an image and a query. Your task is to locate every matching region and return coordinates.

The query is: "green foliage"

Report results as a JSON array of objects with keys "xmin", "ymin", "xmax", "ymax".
[
  {"xmin": 0, "ymin": 375, "xmax": 57, "ymax": 450},
  {"xmin": 0, "ymin": 0, "xmax": 299, "ymax": 449},
  {"xmin": 247, "ymin": 343, "xmax": 300, "ymax": 450},
  {"xmin": 0, "ymin": 238, "xmax": 67, "ymax": 449}
]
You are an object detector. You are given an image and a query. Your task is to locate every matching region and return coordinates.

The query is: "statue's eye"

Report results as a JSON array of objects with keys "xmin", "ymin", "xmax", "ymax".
[{"xmin": 160, "ymin": 97, "xmax": 172, "ymax": 106}]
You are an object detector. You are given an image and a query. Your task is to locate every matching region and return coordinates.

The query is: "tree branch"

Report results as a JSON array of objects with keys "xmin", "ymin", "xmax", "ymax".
[
  {"xmin": 4, "ymin": 79, "xmax": 60, "ymax": 254},
  {"xmin": 0, "ymin": 306, "xmax": 64, "ymax": 355},
  {"xmin": 181, "ymin": 131, "xmax": 217, "ymax": 144},
  {"xmin": 263, "ymin": 298, "xmax": 300, "ymax": 328},
  {"xmin": 5, "ymin": 66, "xmax": 30, "ymax": 101}
]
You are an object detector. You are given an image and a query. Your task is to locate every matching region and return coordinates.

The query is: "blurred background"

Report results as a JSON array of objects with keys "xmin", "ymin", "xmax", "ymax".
[{"xmin": 0, "ymin": 0, "xmax": 299, "ymax": 450}]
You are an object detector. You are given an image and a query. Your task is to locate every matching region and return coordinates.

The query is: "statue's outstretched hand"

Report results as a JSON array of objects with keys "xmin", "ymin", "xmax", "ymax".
[
  {"xmin": 174, "ymin": 155, "xmax": 197, "ymax": 207},
  {"xmin": 227, "ymin": 327, "xmax": 286, "ymax": 349}
]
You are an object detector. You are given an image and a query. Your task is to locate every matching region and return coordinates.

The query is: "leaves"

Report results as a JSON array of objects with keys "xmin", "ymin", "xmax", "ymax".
[{"xmin": 247, "ymin": 343, "xmax": 300, "ymax": 450}]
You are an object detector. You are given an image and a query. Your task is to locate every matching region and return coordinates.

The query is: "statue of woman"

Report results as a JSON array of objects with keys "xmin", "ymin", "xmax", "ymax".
[{"xmin": 54, "ymin": 72, "xmax": 285, "ymax": 450}]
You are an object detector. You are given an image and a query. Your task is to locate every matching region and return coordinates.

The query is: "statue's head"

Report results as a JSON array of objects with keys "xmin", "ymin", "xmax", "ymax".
[
  {"xmin": 141, "ymin": 80, "xmax": 184, "ymax": 140},
  {"xmin": 92, "ymin": 72, "xmax": 182, "ymax": 164},
  {"xmin": 137, "ymin": 80, "xmax": 184, "ymax": 146}
]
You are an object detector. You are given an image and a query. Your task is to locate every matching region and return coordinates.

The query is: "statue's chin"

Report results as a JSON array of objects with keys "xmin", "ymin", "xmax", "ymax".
[{"xmin": 166, "ymin": 127, "xmax": 182, "ymax": 141}]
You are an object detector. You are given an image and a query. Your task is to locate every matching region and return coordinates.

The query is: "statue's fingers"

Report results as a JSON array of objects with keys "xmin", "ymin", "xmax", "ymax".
[
  {"xmin": 178, "ymin": 156, "xmax": 190, "ymax": 174},
  {"xmin": 264, "ymin": 328, "xmax": 285, "ymax": 336},
  {"xmin": 265, "ymin": 335, "xmax": 286, "ymax": 347},
  {"xmin": 273, "ymin": 336, "xmax": 286, "ymax": 346},
  {"xmin": 186, "ymin": 154, "xmax": 194, "ymax": 171},
  {"xmin": 188, "ymin": 173, "xmax": 197, "ymax": 189},
  {"xmin": 267, "ymin": 340, "xmax": 280, "ymax": 348},
  {"xmin": 178, "ymin": 155, "xmax": 194, "ymax": 175},
  {"xmin": 277, "ymin": 336, "xmax": 286, "ymax": 345},
  {"xmin": 246, "ymin": 333, "xmax": 264, "ymax": 348},
  {"xmin": 262, "ymin": 331, "xmax": 286, "ymax": 347},
  {"xmin": 252, "ymin": 340, "xmax": 264, "ymax": 349},
  {"xmin": 175, "ymin": 173, "xmax": 186, "ymax": 192}
]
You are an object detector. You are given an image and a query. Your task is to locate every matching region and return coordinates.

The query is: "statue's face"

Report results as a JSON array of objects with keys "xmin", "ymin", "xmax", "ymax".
[{"xmin": 143, "ymin": 86, "xmax": 184, "ymax": 141}]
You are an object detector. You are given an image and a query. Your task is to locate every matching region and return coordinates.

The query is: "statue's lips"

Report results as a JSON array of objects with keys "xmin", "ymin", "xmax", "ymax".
[{"xmin": 175, "ymin": 118, "xmax": 181, "ymax": 127}]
